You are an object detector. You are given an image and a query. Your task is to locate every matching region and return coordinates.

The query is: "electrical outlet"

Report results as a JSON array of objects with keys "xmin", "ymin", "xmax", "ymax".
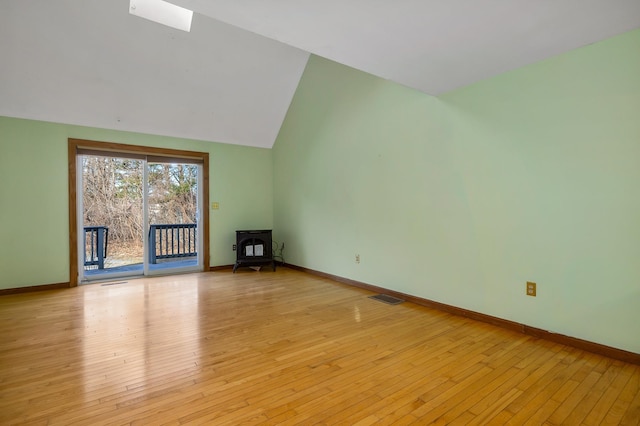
[
  {"xmin": 355, "ymin": 254, "xmax": 360, "ymax": 264},
  {"xmin": 526, "ymin": 281, "xmax": 537, "ymax": 297},
  {"xmin": 233, "ymin": 244, "xmax": 236, "ymax": 251}
]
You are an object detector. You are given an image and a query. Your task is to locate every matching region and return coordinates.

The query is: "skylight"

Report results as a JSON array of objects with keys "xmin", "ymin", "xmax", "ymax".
[{"xmin": 129, "ymin": 0, "xmax": 193, "ymax": 32}]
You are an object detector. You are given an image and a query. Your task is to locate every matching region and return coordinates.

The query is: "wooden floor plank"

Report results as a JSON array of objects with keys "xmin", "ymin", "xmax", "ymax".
[
  {"xmin": 582, "ymin": 361, "xmax": 635, "ymax": 425},
  {"xmin": 0, "ymin": 268, "xmax": 638, "ymax": 424},
  {"xmin": 562, "ymin": 359, "xmax": 625, "ymax": 425},
  {"xmin": 601, "ymin": 366, "xmax": 640, "ymax": 425},
  {"xmin": 619, "ymin": 379, "xmax": 640, "ymax": 426}
]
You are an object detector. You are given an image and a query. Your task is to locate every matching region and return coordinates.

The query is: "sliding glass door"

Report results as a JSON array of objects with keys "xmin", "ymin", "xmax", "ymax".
[{"xmin": 76, "ymin": 151, "xmax": 203, "ymax": 283}]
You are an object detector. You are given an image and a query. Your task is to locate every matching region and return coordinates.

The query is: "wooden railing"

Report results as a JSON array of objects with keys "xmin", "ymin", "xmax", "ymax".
[
  {"xmin": 84, "ymin": 224, "xmax": 196, "ymax": 269},
  {"xmin": 84, "ymin": 226, "xmax": 109, "ymax": 269},
  {"xmin": 149, "ymin": 224, "xmax": 197, "ymax": 264}
]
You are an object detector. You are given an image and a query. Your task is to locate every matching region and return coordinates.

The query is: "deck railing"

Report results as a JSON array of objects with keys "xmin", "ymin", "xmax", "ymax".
[
  {"xmin": 84, "ymin": 226, "xmax": 109, "ymax": 270},
  {"xmin": 84, "ymin": 224, "xmax": 196, "ymax": 269},
  {"xmin": 149, "ymin": 224, "xmax": 197, "ymax": 264}
]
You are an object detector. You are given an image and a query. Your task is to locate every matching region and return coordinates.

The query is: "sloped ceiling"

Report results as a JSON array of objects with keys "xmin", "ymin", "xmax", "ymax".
[
  {"xmin": 174, "ymin": 0, "xmax": 640, "ymax": 95},
  {"xmin": 0, "ymin": 1, "xmax": 309, "ymax": 148},
  {"xmin": 1, "ymin": 1, "xmax": 639, "ymax": 148}
]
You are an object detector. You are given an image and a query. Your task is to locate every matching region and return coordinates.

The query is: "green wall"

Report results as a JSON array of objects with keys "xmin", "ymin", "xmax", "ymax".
[
  {"xmin": 0, "ymin": 117, "xmax": 273, "ymax": 289},
  {"xmin": 273, "ymin": 29, "xmax": 640, "ymax": 353}
]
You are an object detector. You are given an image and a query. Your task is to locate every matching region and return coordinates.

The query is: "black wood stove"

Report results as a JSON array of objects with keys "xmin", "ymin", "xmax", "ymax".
[{"xmin": 233, "ymin": 230, "xmax": 275, "ymax": 273}]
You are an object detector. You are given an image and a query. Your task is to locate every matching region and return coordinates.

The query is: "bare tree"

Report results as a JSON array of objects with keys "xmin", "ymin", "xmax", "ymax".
[
  {"xmin": 148, "ymin": 163, "xmax": 198, "ymax": 225},
  {"xmin": 82, "ymin": 156, "xmax": 198, "ymax": 256}
]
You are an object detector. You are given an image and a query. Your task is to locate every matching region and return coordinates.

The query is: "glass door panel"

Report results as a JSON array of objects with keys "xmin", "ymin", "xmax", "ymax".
[
  {"xmin": 146, "ymin": 161, "xmax": 201, "ymax": 274},
  {"xmin": 81, "ymin": 155, "xmax": 144, "ymax": 281}
]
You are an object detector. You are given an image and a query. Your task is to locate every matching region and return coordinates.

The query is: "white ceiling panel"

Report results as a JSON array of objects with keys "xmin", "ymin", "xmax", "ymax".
[
  {"xmin": 0, "ymin": 0, "xmax": 309, "ymax": 148},
  {"xmin": 172, "ymin": 0, "xmax": 640, "ymax": 94}
]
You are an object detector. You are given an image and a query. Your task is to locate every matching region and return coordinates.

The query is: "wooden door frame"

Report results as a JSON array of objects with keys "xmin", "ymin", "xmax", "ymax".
[{"xmin": 68, "ymin": 138, "xmax": 210, "ymax": 287}]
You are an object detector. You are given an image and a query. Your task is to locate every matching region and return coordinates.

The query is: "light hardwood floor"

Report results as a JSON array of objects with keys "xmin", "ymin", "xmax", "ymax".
[{"xmin": 1, "ymin": 268, "xmax": 638, "ymax": 425}]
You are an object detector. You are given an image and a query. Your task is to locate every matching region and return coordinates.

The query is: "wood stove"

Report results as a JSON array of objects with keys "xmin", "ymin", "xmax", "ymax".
[{"xmin": 233, "ymin": 230, "xmax": 275, "ymax": 273}]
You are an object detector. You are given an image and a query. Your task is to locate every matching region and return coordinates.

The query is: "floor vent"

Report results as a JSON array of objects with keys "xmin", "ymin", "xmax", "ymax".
[
  {"xmin": 369, "ymin": 294, "xmax": 404, "ymax": 305},
  {"xmin": 101, "ymin": 281, "xmax": 128, "ymax": 286}
]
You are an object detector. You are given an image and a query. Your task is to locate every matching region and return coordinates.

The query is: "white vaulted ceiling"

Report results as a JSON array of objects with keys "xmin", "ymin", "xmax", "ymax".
[
  {"xmin": 171, "ymin": 0, "xmax": 640, "ymax": 95},
  {"xmin": 0, "ymin": 1, "xmax": 308, "ymax": 148},
  {"xmin": 1, "ymin": 0, "xmax": 639, "ymax": 148}
]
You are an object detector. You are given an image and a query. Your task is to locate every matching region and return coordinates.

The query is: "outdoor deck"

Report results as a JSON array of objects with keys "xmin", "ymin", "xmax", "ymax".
[
  {"xmin": 84, "ymin": 259, "xmax": 199, "ymax": 278},
  {"xmin": 83, "ymin": 223, "xmax": 199, "ymax": 279}
]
